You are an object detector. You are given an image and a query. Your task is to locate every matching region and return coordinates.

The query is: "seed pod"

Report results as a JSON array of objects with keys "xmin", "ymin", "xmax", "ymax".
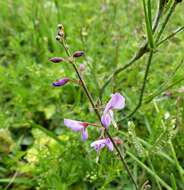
[
  {"xmin": 73, "ymin": 51, "xmax": 84, "ymax": 58},
  {"xmin": 49, "ymin": 57, "xmax": 65, "ymax": 63},
  {"xmin": 53, "ymin": 78, "xmax": 69, "ymax": 87}
]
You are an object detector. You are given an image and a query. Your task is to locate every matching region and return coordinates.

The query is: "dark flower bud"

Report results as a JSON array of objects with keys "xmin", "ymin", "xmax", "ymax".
[
  {"xmin": 56, "ymin": 35, "xmax": 61, "ymax": 41},
  {"xmin": 49, "ymin": 57, "xmax": 65, "ymax": 63},
  {"xmin": 57, "ymin": 24, "xmax": 64, "ymax": 30},
  {"xmin": 53, "ymin": 78, "xmax": 69, "ymax": 87},
  {"xmin": 58, "ymin": 30, "xmax": 64, "ymax": 37},
  {"xmin": 73, "ymin": 51, "xmax": 84, "ymax": 58},
  {"xmin": 113, "ymin": 137, "xmax": 123, "ymax": 145},
  {"xmin": 163, "ymin": 91, "xmax": 172, "ymax": 97}
]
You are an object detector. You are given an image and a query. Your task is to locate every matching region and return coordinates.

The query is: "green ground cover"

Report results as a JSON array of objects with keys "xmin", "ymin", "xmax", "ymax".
[{"xmin": 0, "ymin": 0, "xmax": 184, "ymax": 189}]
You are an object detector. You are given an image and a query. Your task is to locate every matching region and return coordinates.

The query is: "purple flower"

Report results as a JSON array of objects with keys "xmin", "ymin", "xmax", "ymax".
[
  {"xmin": 49, "ymin": 57, "xmax": 65, "ymax": 63},
  {"xmin": 101, "ymin": 93, "xmax": 125, "ymax": 128},
  {"xmin": 73, "ymin": 51, "xmax": 84, "ymax": 58},
  {"xmin": 53, "ymin": 78, "xmax": 69, "ymax": 87},
  {"xmin": 64, "ymin": 119, "xmax": 91, "ymax": 141},
  {"xmin": 91, "ymin": 138, "xmax": 113, "ymax": 152}
]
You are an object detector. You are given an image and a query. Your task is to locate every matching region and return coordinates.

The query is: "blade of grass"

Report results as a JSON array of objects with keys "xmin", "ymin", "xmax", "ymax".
[
  {"xmin": 119, "ymin": 130, "xmax": 184, "ymax": 172},
  {"xmin": 157, "ymin": 26, "xmax": 184, "ymax": 47},
  {"xmin": 144, "ymin": 59, "xmax": 183, "ymax": 103},
  {"xmin": 144, "ymin": 75, "xmax": 184, "ymax": 104},
  {"xmin": 169, "ymin": 141, "xmax": 184, "ymax": 184},
  {"xmin": 155, "ymin": 1, "xmax": 177, "ymax": 43},
  {"xmin": 148, "ymin": 0, "xmax": 152, "ymax": 28},
  {"xmin": 147, "ymin": 158, "xmax": 162, "ymax": 190},
  {"xmin": 170, "ymin": 173, "xmax": 177, "ymax": 190},
  {"xmin": 119, "ymin": 50, "xmax": 154, "ymax": 121},
  {"xmin": 127, "ymin": 151, "xmax": 173, "ymax": 190},
  {"xmin": 142, "ymin": 0, "xmax": 154, "ymax": 48},
  {"xmin": 0, "ymin": 178, "xmax": 33, "ymax": 186}
]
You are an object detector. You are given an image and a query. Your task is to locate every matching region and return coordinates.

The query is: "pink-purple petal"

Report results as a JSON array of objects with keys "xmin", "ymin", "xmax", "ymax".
[
  {"xmin": 81, "ymin": 128, "xmax": 88, "ymax": 141},
  {"xmin": 91, "ymin": 139, "xmax": 106, "ymax": 152},
  {"xmin": 109, "ymin": 93, "xmax": 125, "ymax": 110},
  {"xmin": 91, "ymin": 139, "xmax": 112, "ymax": 152},
  {"xmin": 105, "ymin": 138, "xmax": 114, "ymax": 151},
  {"xmin": 64, "ymin": 119, "xmax": 83, "ymax": 131},
  {"xmin": 101, "ymin": 92, "xmax": 125, "ymax": 128},
  {"xmin": 53, "ymin": 78, "xmax": 69, "ymax": 87},
  {"xmin": 101, "ymin": 113, "xmax": 111, "ymax": 128}
]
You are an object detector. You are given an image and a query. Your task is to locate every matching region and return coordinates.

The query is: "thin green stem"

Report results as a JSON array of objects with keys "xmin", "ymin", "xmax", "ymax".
[
  {"xmin": 144, "ymin": 74, "xmax": 184, "ymax": 104},
  {"xmin": 142, "ymin": 0, "xmax": 154, "ymax": 48},
  {"xmin": 155, "ymin": 1, "xmax": 177, "ymax": 43},
  {"xmin": 99, "ymin": 0, "xmax": 165, "ymax": 98},
  {"xmin": 147, "ymin": 158, "xmax": 162, "ymax": 190},
  {"xmin": 157, "ymin": 26, "xmax": 184, "ymax": 46},
  {"xmin": 119, "ymin": 51, "xmax": 153, "ymax": 121},
  {"xmin": 0, "ymin": 178, "xmax": 33, "ymax": 186},
  {"xmin": 169, "ymin": 141, "xmax": 184, "ymax": 185}
]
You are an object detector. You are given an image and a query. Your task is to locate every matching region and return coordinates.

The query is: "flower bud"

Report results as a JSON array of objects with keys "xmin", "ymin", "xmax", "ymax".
[
  {"xmin": 73, "ymin": 51, "xmax": 84, "ymax": 58},
  {"xmin": 79, "ymin": 64, "xmax": 85, "ymax": 72},
  {"xmin": 57, "ymin": 24, "xmax": 64, "ymax": 30},
  {"xmin": 58, "ymin": 30, "xmax": 64, "ymax": 37},
  {"xmin": 49, "ymin": 57, "xmax": 65, "ymax": 63},
  {"xmin": 53, "ymin": 78, "xmax": 69, "ymax": 87},
  {"xmin": 113, "ymin": 137, "xmax": 123, "ymax": 145},
  {"xmin": 56, "ymin": 35, "xmax": 61, "ymax": 41}
]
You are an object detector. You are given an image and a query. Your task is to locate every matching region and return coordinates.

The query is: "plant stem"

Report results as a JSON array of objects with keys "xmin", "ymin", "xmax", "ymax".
[
  {"xmin": 147, "ymin": 158, "xmax": 162, "ymax": 190},
  {"xmin": 60, "ymin": 38, "xmax": 139, "ymax": 190},
  {"xmin": 144, "ymin": 73, "xmax": 184, "ymax": 104},
  {"xmin": 119, "ymin": 50, "xmax": 153, "ymax": 122},
  {"xmin": 99, "ymin": 0, "xmax": 165, "ymax": 99},
  {"xmin": 157, "ymin": 26, "xmax": 184, "ymax": 46},
  {"xmin": 169, "ymin": 141, "xmax": 184, "ymax": 185},
  {"xmin": 155, "ymin": 1, "xmax": 177, "ymax": 43}
]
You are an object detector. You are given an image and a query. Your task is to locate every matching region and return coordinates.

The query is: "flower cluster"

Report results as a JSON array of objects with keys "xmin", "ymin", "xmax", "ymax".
[
  {"xmin": 62, "ymin": 93, "xmax": 125, "ymax": 152},
  {"xmin": 50, "ymin": 24, "xmax": 125, "ymax": 154}
]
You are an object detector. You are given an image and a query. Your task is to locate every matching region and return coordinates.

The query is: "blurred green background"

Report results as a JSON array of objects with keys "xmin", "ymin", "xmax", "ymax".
[{"xmin": 0, "ymin": 0, "xmax": 184, "ymax": 189}]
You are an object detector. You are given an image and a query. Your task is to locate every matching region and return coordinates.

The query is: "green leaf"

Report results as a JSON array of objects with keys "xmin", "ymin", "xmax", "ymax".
[{"xmin": 142, "ymin": 0, "xmax": 154, "ymax": 48}]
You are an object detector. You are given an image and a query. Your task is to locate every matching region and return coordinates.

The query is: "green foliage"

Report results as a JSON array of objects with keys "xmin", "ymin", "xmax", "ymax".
[{"xmin": 0, "ymin": 0, "xmax": 184, "ymax": 189}]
